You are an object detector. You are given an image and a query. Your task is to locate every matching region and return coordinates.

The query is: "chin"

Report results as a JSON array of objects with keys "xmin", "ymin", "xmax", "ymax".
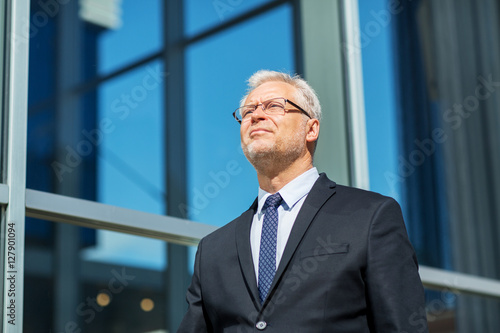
[
  {"xmin": 242, "ymin": 141, "xmax": 274, "ymax": 161},
  {"xmin": 242, "ymin": 138, "xmax": 306, "ymax": 170},
  {"xmin": 244, "ymin": 145, "xmax": 271, "ymax": 158}
]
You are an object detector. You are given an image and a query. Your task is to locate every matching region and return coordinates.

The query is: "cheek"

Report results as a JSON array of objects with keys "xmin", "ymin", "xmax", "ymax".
[
  {"xmin": 281, "ymin": 125, "xmax": 305, "ymax": 142},
  {"xmin": 239, "ymin": 124, "xmax": 248, "ymax": 138},
  {"xmin": 240, "ymin": 126, "xmax": 251, "ymax": 144}
]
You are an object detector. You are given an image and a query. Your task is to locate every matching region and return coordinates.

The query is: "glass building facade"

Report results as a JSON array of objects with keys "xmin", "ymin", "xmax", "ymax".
[{"xmin": 1, "ymin": 0, "xmax": 500, "ymax": 332}]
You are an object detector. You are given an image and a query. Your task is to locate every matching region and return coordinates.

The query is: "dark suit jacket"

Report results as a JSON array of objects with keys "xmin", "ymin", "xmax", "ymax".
[{"xmin": 178, "ymin": 173, "xmax": 429, "ymax": 333}]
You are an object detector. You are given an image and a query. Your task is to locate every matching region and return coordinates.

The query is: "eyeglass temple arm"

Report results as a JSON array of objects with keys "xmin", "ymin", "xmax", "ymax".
[{"xmin": 286, "ymin": 100, "xmax": 311, "ymax": 119}]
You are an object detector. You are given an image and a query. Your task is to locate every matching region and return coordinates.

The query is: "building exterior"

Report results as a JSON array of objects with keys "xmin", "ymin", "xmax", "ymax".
[{"xmin": 1, "ymin": 0, "xmax": 500, "ymax": 332}]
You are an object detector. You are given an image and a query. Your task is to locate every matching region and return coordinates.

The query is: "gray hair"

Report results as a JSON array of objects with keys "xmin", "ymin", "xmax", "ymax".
[{"xmin": 240, "ymin": 70, "xmax": 322, "ymax": 121}]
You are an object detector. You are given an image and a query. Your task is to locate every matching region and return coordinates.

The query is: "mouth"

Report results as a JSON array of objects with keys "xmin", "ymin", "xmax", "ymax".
[{"xmin": 249, "ymin": 128, "xmax": 272, "ymax": 137}]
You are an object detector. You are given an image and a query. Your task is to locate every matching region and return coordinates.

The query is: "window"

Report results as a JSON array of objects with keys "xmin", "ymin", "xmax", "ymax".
[
  {"xmin": 3, "ymin": 1, "xmax": 500, "ymax": 332},
  {"xmin": 2, "ymin": 1, "xmax": 303, "ymax": 332}
]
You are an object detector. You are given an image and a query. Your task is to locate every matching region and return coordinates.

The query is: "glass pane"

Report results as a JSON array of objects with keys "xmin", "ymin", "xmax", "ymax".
[
  {"xmin": 185, "ymin": 4, "xmax": 295, "ymax": 226},
  {"xmin": 357, "ymin": 0, "xmax": 447, "ymax": 269},
  {"xmin": 358, "ymin": 0, "xmax": 400, "ymax": 200},
  {"xmin": 27, "ymin": 4, "xmax": 56, "ymax": 107},
  {"xmin": 97, "ymin": 60, "xmax": 165, "ymax": 214},
  {"xmin": 184, "ymin": 0, "xmax": 273, "ymax": 37},
  {"xmin": 97, "ymin": 0, "xmax": 162, "ymax": 75},
  {"xmin": 425, "ymin": 288, "xmax": 500, "ymax": 332},
  {"xmin": 26, "ymin": 107, "xmax": 56, "ymax": 192},
  {"xmin": 82, "ymin": 231, "xmax": 165, "ymax": 270},
  {"xmin": 26, "ymin": 1, "xmax": 166, "ymax": 217},
  {"xmin": 28, "ymin": 32, "xmax": 165, "ymax": 215},
  {"xmin": 24, "ymin": 220, "xmax": 170, "ymax": 332}
]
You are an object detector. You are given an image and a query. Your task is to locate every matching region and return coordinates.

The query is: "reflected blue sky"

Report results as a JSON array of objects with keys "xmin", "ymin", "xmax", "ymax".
[
  {"xmin": 98, "ymin": 0, "xmax": 162, "ymax": 75},
  {"xmin": 359, "ymin": 0, "xmax": 400, "ymax": 201}
]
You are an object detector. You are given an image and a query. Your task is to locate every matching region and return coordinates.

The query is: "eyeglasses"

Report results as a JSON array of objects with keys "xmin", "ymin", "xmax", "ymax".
[{"xmin": 233, "ymin": 97, "xmax": 311, "ymax": 124}]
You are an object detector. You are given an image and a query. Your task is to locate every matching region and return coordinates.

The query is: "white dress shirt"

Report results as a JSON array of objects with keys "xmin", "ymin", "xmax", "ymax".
[{"xmin": 250, "ymin": 167, "xmax": 320, "ymax": 281}]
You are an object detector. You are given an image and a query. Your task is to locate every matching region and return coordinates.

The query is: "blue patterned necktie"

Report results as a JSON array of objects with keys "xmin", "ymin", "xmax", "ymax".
[{"xmin": 258, "ymin": 192, "xmax": 283, "ymax": 304}]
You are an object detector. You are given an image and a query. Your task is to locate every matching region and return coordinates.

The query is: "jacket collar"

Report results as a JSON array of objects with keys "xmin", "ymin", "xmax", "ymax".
[{"xmin": 235, "ymin": 198, "xmax": 260, "ymax": 308}]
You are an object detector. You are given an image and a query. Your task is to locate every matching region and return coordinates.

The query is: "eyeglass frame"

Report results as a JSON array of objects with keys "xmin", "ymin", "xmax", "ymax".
[{"xmin": 232, "ymin": 97, "xmax": 312, "ymax": 124}]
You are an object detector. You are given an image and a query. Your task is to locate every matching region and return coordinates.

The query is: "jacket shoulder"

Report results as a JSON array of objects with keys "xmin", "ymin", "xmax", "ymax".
[
  {"xmin": 335, "ymin": 183, "xmax": 397, "ymax": 203},
  {"xmin": 316, "ymin": 172, "xmax": 396, "ymax": 205}
]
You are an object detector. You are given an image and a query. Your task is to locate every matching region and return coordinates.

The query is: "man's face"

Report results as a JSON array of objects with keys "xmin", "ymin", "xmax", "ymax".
[{"xmin": 240, "ymin": 81, "xmax": 310, "ymax": 168}]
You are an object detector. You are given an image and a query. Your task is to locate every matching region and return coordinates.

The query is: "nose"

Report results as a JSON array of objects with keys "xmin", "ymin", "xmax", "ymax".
[{"xmin": 250, "ymin": 104, "xmax": 267, "ymax": 120}]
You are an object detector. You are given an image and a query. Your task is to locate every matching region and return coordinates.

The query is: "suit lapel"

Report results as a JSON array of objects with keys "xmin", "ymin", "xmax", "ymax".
[
  {"xmin": 267, "ymin": 174, "xmax": 337, "ymax": 300},
  {"xmin": 235, "ymin": 199, "xmax": 261, "ymax": 308}
]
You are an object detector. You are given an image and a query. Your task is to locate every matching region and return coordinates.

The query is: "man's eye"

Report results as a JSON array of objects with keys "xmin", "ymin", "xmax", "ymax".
[
  {"xmin": 266, "ymin": 102, "xmax": 283, "ymax": 111},
  {"xmin": 242, "ymin": 108, "xmax": 254, "ymax": 118}
]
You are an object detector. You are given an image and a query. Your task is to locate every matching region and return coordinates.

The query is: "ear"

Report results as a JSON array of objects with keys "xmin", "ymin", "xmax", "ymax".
[{"xmin": 306, "ymin": 119, "xmax": 320, "ymax": 143}]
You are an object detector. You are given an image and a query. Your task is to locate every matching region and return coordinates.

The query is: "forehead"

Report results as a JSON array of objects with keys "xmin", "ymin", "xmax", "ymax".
[{"xmin": 245, "ymin": 81, "xmax": 297, "ymax": 104}]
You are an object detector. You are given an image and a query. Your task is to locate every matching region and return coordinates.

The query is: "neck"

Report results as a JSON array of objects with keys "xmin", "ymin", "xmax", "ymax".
[{"xmin": 256, "ymin": 154, "xmax": 314, "ymax": 193}]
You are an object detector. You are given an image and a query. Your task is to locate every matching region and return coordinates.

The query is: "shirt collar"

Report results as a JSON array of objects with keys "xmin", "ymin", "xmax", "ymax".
[{"xmin": 257, "ymin": 167, "xmax": 320, "ymax": 214}]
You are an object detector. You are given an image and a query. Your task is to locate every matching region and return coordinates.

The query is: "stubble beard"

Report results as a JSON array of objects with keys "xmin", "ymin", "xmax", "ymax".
[{"xmin": 242, "ymin": 124, "xmax": 307, "ymax": 172}]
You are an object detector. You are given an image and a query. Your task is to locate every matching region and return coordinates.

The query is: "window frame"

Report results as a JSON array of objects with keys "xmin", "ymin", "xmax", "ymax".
[{"xmin": 2, "ymin": 0, "xmax": 29, "ymax": 331}]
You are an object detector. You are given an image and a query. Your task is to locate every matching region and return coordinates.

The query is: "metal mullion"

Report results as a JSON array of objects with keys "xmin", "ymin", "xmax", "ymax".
[
  {"xmin": 0, "ymin": 0, "xmax": 4, "ymax": 172},
  {"xmin": 163, "ymin": 1, "xmax": 188, "ymax": 330},
  {"xmin": 69, "ymin": 49, "xmax": 163, "ymax": 96},
  {"xmin": 299, "ymin": 0, "xmax": 350, "ymax": 184},
  {"xmin": 291, "ymin": 0, "xmax": 304, "ymax": 77},
  {"xmin": 420, "ymin": 266, "xmax": 500, "ymax": 299},
  {"xmin": 340, "ymin": 0, "xmax": 369, "ymax": 190},
  {"xmin": 1, "ymin": 0, "xmax": 30, "ymax": 331},
  {"xmin": 25, "ymin": 189, "xmax": 217, "ymax": 246}
]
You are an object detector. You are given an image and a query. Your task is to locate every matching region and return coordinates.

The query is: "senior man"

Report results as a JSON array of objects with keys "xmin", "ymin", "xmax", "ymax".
[{"xmin": 178, "ymin": 70, "xmax": 428, "ymax": 333}]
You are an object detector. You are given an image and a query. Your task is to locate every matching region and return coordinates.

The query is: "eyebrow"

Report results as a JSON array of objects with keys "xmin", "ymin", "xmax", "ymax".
[{"xmin": 245, "ymin": 96, "xmax": 283, "ymax": 105}]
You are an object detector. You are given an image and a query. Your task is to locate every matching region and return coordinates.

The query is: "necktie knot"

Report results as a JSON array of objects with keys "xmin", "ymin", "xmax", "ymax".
[{"xmin": 263, "ymin": 193, "xmax": 283, "ymax": 210}]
